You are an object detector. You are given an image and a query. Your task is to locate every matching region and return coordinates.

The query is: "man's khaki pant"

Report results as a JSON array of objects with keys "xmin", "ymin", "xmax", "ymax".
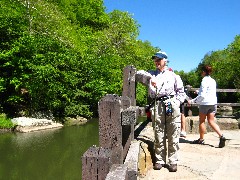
[{"xmin": 151, "ymin": 97, "xmax": 181, "ymax": 165}]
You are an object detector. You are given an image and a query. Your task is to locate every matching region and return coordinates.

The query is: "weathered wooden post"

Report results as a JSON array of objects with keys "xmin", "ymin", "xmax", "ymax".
[
  {"xmin": 122, "ymin": 65, "xmax": 137, "ymax": 106},
  {"xmin": 82, "ymin": 94, "xmax": 124, "ymax": 180},
  {"xmin": 120, "ymin": 96, "xmax": 131, "ymax": 110},
  {"xmin": 122, "ymin": 106, "xmax": 139, "ymax": 159},
  {"xmin": 122, "ymin": 66, "xmax": 137, "ymax": 152},
  {"xmin": 120, "ymin": 96, "xmax": 132, "ymax": 159},
  {"xmin": 82, "ymin": 65, "xmax": 156, "ymax": 180},
  {"xmin": 98, "ymin": 94, "xmax": 123, "ymax": 164},
  {"xmin": 82, "ymin": 147, "xmax": 112, "ymax": 180}
]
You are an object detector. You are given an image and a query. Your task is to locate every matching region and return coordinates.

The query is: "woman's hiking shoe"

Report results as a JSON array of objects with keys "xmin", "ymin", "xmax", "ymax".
[
  {"xmin": 219, "ymin": 135, "xmax": 226, "ymax": 148},
  {"xmin": 191, "ymin": 138, "xmax": 205, "ymax": 145}
]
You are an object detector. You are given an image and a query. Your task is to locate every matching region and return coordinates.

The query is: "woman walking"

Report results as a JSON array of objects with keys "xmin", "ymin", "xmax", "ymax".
[{"xmin": 188, "ymin": 65, "xmax": 226, "ymax": 148}]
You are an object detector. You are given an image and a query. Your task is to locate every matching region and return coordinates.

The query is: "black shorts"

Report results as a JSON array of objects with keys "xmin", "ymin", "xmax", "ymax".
[
  {"xmin": 180, "ymin": 103, "xmax": 184, "ymax": 113},
  {"xmin": 180, "ymin": 102, "xmax": 190, "ymax": 116}
]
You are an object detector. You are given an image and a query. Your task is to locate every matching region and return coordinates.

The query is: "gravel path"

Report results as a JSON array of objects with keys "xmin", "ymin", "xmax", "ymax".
[{"xmin": 137, "ymin": 124, "xmax": 240, "ymax": 180}]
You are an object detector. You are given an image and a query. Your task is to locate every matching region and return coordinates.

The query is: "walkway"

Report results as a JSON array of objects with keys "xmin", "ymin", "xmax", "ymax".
[{"xmin": 136, "ymin": 120, "xmax": 240, "ymax": 180}]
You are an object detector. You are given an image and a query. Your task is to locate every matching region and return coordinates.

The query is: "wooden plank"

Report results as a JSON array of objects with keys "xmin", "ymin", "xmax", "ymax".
[
  {"xmin": 184, "ymin": 103, "xmax": 240, "ymax": 107},
  {"xmin": 217, "ymin": 103, "xmax": 240, "ymax": 106},
  {"xmin": 188, "ymin": 88, "xmax": 240, "ymax": 93},
  {"xmin": 216, "ymin": 89, "xmax": 240, "ymax": 92}
]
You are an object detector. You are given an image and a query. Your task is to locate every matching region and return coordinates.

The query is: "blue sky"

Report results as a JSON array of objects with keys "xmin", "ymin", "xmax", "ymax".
[{"xmin": 103, "ymin": 0, "xmax": 240, "ymax": 72}]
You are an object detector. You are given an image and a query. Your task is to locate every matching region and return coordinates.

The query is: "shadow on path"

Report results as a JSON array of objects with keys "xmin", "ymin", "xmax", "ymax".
[{"xmin": 179, "ymin": 137, "xmax": 215, "ymax": 147}]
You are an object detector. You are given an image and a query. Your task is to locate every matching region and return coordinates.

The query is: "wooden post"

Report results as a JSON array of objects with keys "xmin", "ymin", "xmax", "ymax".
[
  {"xmin": 98, "ymin": 94, "xmax": 123, "ymax": 164},
  {"xmin": 120, "ymin": 96, "xmax": 131, "ymax": 110},
  {"xmin": 122, "ymin": 65, "xmax": 137, "ymax": 106},
  {"xmin": 82, "ymin": 146, "xmax": 112, "ymax": 180}
]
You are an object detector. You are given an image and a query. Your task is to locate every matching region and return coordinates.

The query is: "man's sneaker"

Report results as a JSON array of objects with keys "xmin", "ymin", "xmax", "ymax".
[
  {"xmin": 180, "ymin": 131, "xmax": 187, "ymax": 138},
  {"xmin": 154, "ymin": 163, "xmax": 163, "ymax": 170},
  {"xmin": 219, "ymin": 135, "xmax": 226, "ymax": 148},
  {"xmin": 168, "ymin": 164, "xmax": 177, "ymax": 172},
  {"xmin": 191, "ymin": 138, "xmax": 205, "ymax": 144}
]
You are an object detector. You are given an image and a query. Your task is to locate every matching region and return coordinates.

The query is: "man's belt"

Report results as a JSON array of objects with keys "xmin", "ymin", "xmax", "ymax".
[
  {"xmin": 156, "ymin": 95, "xmax": 174, "ymax": 101},
  {"xmin": 145, "ymin": 95, "xmax": 175, "ymax": 112}
]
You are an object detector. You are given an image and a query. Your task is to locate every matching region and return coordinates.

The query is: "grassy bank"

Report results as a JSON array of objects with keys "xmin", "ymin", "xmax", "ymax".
[{"xmin": 0, "ymin": 114, "xmax": 15, "ymax": 129}]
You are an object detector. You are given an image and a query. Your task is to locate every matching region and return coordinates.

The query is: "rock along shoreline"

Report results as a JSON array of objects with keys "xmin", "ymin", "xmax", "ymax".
[
  {"xmin": 0, "ymin": 116, "xmax": 89, "ymax": 133},
  {"xmin": 10, "ymin": 117, "xmax": 64, "ymax": 133}
]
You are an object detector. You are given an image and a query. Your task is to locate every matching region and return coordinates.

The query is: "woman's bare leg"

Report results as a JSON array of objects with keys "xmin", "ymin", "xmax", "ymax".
[
  {"xmin": 207, "ymin": 113, "xmax": 222, "ymax": 137},
  {"xmin": 199, "ymin": 112, "xmax": 207, "ymax": 139}
]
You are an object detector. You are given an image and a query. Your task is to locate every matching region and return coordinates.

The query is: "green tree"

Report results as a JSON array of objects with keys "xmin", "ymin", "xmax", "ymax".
[{"xmin": 197, "ymin": 35, "xmax": 240, "ymax": 103}]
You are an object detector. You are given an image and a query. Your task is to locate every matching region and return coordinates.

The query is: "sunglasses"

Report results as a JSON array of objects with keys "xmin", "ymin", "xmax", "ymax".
[{"xmin": 154, "ymin": 58, "xmax": 163, "ymax": 62}]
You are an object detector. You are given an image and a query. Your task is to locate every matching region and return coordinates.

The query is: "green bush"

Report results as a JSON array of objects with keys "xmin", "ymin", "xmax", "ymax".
[{"xmin": 0, "ymin": 114, "xmax": 15, "ymax": 128}]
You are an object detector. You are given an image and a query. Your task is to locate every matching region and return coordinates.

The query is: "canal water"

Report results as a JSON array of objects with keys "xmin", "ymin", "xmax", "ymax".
[{"xmin": 0, "ymin": 118, "xmax": 99, "ymax": 180}]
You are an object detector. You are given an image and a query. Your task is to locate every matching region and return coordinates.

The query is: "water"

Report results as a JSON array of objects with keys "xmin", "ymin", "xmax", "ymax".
[{"xmin": 0, "ymin": 118, "xmax": 99, "ymax": 180}]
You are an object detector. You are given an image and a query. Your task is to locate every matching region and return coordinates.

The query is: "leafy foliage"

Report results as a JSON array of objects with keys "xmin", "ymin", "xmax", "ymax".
[
  {"xmin": 0, "ymin": 113, "xmax": 14, "ymax": 128},
  {"xmin": 0, "ymin": 0, "xmax": 156, "ymax": 119},
  {"xmin": 0, "ymin": 0, "xmax": 239, "ymax": 121},
  {"xmin": 192, "ymin": 35, "xmax": 240, "ymax": 103}
]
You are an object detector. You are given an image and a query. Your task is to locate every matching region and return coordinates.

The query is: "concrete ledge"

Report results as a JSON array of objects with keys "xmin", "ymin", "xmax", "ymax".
[
  {"xmin": 105, "ymin": 164, "xmax": 128, "ymax": 180},
  {"xmin": 185, "ymin": 116, "xmax": 239, "ymax": 134},
  {"xmin": 133, "ymin": 121, "xmax": 154, "ymax": 177},
  {"xmin": 215, "ymin": 117, "xmax": 239, "ymax": 130},
  {"xmin": 124, "ymin": 140, "xmax": 140, "ymax": 180},
  {"xmin": 138, "ymin": 141, "xmax": 153, "ymax": 177}
]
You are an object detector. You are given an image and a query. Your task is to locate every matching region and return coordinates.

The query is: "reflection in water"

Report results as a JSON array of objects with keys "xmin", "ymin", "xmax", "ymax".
[
  {"xmin": 12, "ymin": 128, "xmax": 59, "ymax": 151},
  {"xmin": 0, "ymin": 119, "xmax": 99, "ymax": 180}
]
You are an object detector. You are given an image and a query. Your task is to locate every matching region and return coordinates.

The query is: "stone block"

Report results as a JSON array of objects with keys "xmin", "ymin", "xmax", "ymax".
[{"xmin": 215, "ymin": 118, "xmax": 239, "ymax": 130}]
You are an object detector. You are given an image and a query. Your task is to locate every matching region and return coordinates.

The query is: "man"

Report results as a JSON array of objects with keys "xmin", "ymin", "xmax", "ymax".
[
  {"xmin": 138, "ymin": 51, "xmax": 185, "ymax": 172},
  {"xmin": 180, "ymin": 86, "xmax": 191, "ymax": 138}
]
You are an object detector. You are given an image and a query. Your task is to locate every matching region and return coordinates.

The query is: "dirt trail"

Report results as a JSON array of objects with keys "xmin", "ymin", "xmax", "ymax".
[{"xmin": 138, "ymin": 127, "xmax": 240, "ymax": 180}]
